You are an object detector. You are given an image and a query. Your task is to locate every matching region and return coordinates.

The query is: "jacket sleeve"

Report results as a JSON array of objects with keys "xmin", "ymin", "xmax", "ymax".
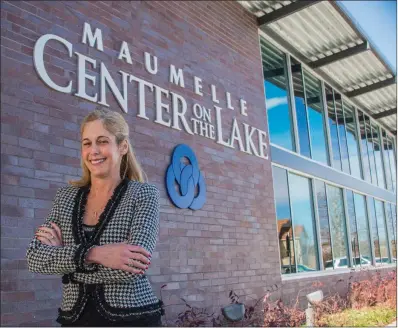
[
  {"xmin": 26, "ymin": 188, "xmax": 97, "ymax": 275},
  {"xmin": 71, "ymin": 183, "xmax": 160, "ymax": 284}
]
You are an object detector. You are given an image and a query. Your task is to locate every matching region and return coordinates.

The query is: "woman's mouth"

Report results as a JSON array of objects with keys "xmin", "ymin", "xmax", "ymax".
[{"xmin": 90, "ymin": 158, "xmax": 106, "ymax": 165}]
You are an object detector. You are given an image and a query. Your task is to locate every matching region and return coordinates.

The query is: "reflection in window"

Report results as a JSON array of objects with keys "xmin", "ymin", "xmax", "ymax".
[
  {"xmin": 261, "ymin": 39, "xmax": 294, "ymax": 151},
  {"xmin": 303, "ymin": 71, "xmax": 328, "ymax": 165},
  {"xmin": 368, "ymin": 198, "xmax": 380, "ymax": 262},
  {"xmin": 382, "ymin": 130, "xmax": 393, "ymax": 191},
  {"xmin": 344, "ymin": 104, "xmax": 361, "ymax": 179},
  {"xmin": 291, "ymin": 58, "xmax": 311, "ymax": 158},
  {"xmin": 386, "ymin": 136, "xmax": 396, "ymax": 192},
  {"xmin": 272, "ymin": 166, "xmax": 296, "ymax": 274},
  {"xmin": 375, "ymin": 200, "xmax": 389, "ymax": 264},
  {"xmin": 385, "ymin": 203, "xmax": 397, "ymax": 260},
  {"xmin": 371, "ymin": 123, "xmax": 385, "ymax": 189},
  {"xmin": 326, "ymin": 185, "xmax": 349, "ymax": 266},
  {"xmin": 358, "ymin": 112, "xmax": 371, "ymax": 183},
  {"xmin": 325, "ymin": 85, "xmax": 342, "ymax": 170},
  {"xmin": 364, "ymin": 116, "xmax": 378, "ymax": 185},
  {"xmin": 346, "ymin": 191, "xmax": 360, "ymax": 267},
  {"xmin": 353, "ymin": 193, "xmax": 372, "ymax": 265},
  {"xmin": 315, "ymin": 180, "xmax": 333, "ymax": 269},
  {"xmin": 335, "ymin": 95, "xmax": 350, "ymax": 174},
  {"xmin": 289, "ymin": 173, "xmax": 319, "ymax": 271}
]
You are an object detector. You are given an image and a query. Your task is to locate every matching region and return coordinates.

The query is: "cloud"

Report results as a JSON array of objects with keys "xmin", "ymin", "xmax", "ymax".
[{"xmin": 266, "ymin": 97, "xmax": 288, "ymax": 110}]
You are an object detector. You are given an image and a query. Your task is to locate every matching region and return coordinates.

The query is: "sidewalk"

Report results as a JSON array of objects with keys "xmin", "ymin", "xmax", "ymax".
[{"xmin": 386, "ymin": 321, "xmax": 397, "ymax": 327}]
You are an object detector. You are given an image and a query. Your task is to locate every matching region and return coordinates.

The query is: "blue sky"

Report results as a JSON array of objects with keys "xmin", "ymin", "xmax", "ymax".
[{"xmin": 337, "ymin": 1, "xmax": 397, "ymax": 73}]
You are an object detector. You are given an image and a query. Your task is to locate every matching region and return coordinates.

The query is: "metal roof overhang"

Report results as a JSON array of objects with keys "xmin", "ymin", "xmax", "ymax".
[{"xmin": 238, "ymin": 0, "xmax": 397, "ymax": 135}]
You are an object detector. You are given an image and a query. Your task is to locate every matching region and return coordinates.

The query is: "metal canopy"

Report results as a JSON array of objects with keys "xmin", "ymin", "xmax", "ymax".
[
  {"xmin": 238, "ymin": 0, "xmax": 397, "ymax": 133},
  {"xmin": 372, "ymin": 108, "xmax": 397, "ymax": 120}
]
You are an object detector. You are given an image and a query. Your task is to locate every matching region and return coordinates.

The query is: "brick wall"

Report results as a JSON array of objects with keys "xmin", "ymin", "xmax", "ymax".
[{"xmin": 1, "ymin": 1, "xmax": 279, "ymax": 326}]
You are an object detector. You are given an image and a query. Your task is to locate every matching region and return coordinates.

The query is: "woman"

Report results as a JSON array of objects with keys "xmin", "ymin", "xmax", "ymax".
[{"xmin": 26, "ymin": 108, "xmax": 163, "ymax": 327}]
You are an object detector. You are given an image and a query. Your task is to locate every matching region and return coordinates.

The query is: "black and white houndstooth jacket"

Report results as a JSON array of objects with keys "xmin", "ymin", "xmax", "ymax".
[{"xmin": 26, "ymin": 178, "xmax": 162, "ymax": 324}]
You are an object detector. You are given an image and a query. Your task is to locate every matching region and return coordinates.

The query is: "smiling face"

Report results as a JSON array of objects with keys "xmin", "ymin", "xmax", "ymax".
[{"xmin": 81, "ymin": 120, "xmax": 127, "ymax": 180}]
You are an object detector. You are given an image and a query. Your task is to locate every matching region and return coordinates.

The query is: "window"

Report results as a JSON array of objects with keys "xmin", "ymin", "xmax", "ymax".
[
  {"xmin": 273, "ymin": 166, "xmax": 296, "ymax": 274},
  {"xmin": 289, "ymin": 173, "xmax": 319, "ymax": 271},
  {"xmin": 326, "ymin": 185, "xmax": 349, "ymax": 266},
  {"xmin": 353, "ymin": 193, "xmax": 372, "ymax": 265},
  {"xmin": 364, "ymin": 116, "xmax": 378, "ymax": 185},
  {"xmin": 344, "ymin": 104, "xmax": 361, "ymax": 179},
  {"xmin": 303, "ymin": 71, "xmax": 329, "ymax": 165},
  {"xmin": 371, "ymin": 123, "xmax": 386, "ymax": 189},
  {"xmin": 375, "ymin": 200, "xmax": 390, "ymax": 264},
  {"xmin": 314, "ymin": 180, "xmax": 333, "ymax": 269},
  {"xmin": 385, "ymin": 203, "xmax": 397, "ymax": 261},
  {"xmin": 382, "ymin": 130, "xmax": 393, "ymax": 192},
  {"xmin": 291, "ymin": 58, "xmax": 311, "ymax": 158},
  {"xmin": 346, "ymin": 190, "xmax": 360, "ymax": 267},
  {"xmin": 325, "ymin": 85, "xmax": 342, "ymax": 171},
  {"xmin": 273, "ymin": 166, "xmax": 319, "ymax": 274},
  {"xmin": 335, "ymin": 95, "xmax": 350, "ymax": 174},
  {"xmin": 358, "ymin": 111, "xmax": 371, "ymax": 183},
  {"xmin": 386, "ymin": 135, "xmax": 396, "ymax": 192},
  {"xmin": 261, "ymin": 39, "xmax": 294, "ymax": 151},
  {"xmin": 368, "ymin": 198, "xmax": 381, "ymax": 262}
]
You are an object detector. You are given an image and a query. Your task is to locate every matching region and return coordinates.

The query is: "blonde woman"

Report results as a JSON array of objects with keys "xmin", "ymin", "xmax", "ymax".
[{"xmin": 27, "ymin": 108, "xmax": 162, "ymax": 326}]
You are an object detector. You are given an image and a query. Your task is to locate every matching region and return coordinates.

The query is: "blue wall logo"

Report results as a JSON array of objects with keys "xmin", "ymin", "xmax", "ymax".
[{"xmin": 165, "ymin": 144, "xmax": 206, "ymax": 210}]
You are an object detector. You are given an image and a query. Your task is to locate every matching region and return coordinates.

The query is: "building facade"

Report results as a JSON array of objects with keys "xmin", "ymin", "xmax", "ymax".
[{"xmin": 0, "ymin": 1, "xmax": 396, "ymax": 326}]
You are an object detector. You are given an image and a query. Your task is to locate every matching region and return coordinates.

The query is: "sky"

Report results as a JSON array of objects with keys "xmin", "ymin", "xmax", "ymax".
[{"xmin": 337, "ymin": 1, "xmax": 397, "ymax": 73}]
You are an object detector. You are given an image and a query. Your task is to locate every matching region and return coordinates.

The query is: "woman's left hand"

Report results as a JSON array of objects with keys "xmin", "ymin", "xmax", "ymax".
[{"xmin": 35, "ymin": 222, "xmax": 63, "ymax": 246}]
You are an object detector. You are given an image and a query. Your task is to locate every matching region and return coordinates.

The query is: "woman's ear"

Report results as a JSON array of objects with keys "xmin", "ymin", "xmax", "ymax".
[{"xmin": 120, "ymin": 140, "xmax": 128, "ymax": 155}]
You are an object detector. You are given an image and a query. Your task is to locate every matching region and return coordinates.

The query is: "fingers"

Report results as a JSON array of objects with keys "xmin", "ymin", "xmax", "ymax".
[
  {"xmin": 36, "ymin": 235, "xmax": 56, "ymax": 246},
  {"xmin": 126, "ymin": 258, "xmax": 148, "ymax": 270},
  {"xmin": 35, "ymin": 225, "xmax": 62, "ymax": 246},
  {"xmin": 50, "ymin": 223, "xmax": 62, "ymax": 241},
  {"xmin": 126, "ymin": 245, "xmax": 151, "ymax": 259},
  {"xmin": 121, "ymin": 264, "xmax": 144, "ymax": 274}
]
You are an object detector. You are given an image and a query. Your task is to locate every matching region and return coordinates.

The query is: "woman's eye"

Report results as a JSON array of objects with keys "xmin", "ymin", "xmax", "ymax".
[
  {"xmin": 99, "ymin": 140, "xmax": 108, "ymax": 144},
  {"xmin": 83, "ymin": 143, "xmax": 90, "ymax": 147}
]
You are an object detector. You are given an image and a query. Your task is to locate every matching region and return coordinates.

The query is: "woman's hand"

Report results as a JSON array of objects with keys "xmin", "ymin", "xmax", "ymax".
[
  {"xmin": 86, "ymin": 243, "xmax": 151, "ymax": 274},
  {"xmin": 35, "ymin": 223, "xmax": 63, "ymax": 247}
]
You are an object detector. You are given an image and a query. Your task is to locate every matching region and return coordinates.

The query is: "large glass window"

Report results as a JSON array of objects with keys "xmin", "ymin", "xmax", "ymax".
[
  {"xmin": 262, "ymin": 39, "xmax": 294, "ymax": 151},
  {"xmin": 344, "ymin": 104, "xmax": 361, "ymax": 179},
  {"xmin": 382, "ymin": 130, "xmax": 394, "ymax": 192},
  {"xmin": 375, "ymin": 200, "xmax": 389, "ymax": 264},
  {"xmin": 386, "ymin": 135, "xmax": 396, "ymax": 192},
  {"xmin": 326, "ymin": 185, "xmax": 349, "ymax": 267},
  {"xmin": 371, "ymin": 123, "xmax": 386, "ymax": 189},
  {"xmin": 273, "ymin": 166, "xmax": 296, "ymax": 274},
  {"xmin": 335, "ymin": 95, "xmax": 350, "ymax": 174},
  {"xmin": 346, "ymin": 190, "xmax": 360, "ymax": 267},
  {"xmin": 353, "ymin": 193, "xmax": 372, "ymax": 265},
  {"xmin": 289, "ymin": 173, "xmax": 319, "ymax": 272},
  {"xmin": 385, "ymin": 203, "xmax": 397, "ymax": 261},
  {"xmin": 325, "ymin": 85, "xmax": 342, "ymax": 170},
  {"xmin": 303, "ymin": 71, "xmax": 329, "ymax": 165},
  {"xmin": 291, "ymin": 58, "xmax": 311, "ymax": 158},
  {"xmin": 314, "ymin": 180, "xmax": 333, "ymax": 269},
  {"xmin": 368, "ymin": 198, "xmax": 380, "ymax": 262},
  {"xmin": 364, "ymin": 115, "xmax": 378, "ymax": 185},
  {"xmin": 358, "ymin": 111, "xmax": 371, "ymax": 183}
]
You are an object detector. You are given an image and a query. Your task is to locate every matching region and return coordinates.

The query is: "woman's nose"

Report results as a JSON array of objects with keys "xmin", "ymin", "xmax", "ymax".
[{"xmin": 90, "ymin": 144, "xmax": 100, "ymax": 155}]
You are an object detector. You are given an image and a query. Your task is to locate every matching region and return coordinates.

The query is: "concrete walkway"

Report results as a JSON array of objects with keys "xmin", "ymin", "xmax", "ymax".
[{"xmin": 386, "ymin": 321, "xmax": 397, "ymax": 327}]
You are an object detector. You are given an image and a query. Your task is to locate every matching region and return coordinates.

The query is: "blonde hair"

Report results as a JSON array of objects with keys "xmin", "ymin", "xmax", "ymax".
[{"xmin": 70, "ymin": 107, "xmax": 146, "ymax": 187}]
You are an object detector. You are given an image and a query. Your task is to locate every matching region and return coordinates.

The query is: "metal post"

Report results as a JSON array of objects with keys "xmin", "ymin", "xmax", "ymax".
[
  {"xmin": 321, "ymin": 80, "xmax": 333, "ymax": 167},
  {"xmin": 354, "ymin": 107, "xmax": 365, "ymax": 180},
  {"xmin": 342, "ymin": 189, "xmax": 353, "ymax": 267},
  {"xmin": 285, "ymin": 54, "xmax": 300, "ymax": 154}
]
